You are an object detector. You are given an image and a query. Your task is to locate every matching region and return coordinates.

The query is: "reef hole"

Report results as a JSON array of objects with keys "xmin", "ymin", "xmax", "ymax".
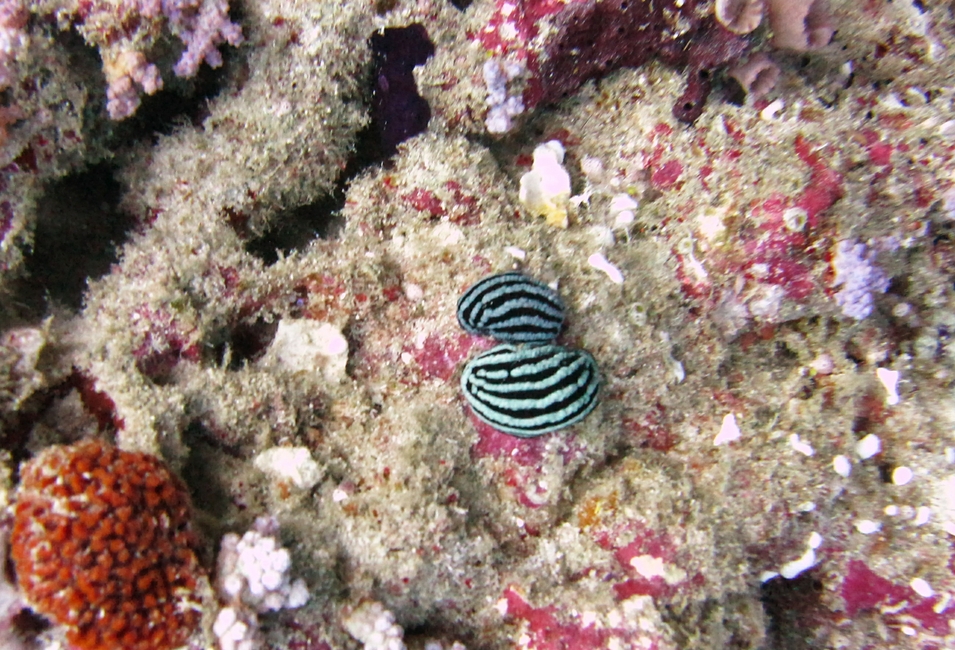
[
  {"xmin": 244, "ymin": 196, "xmax": 346, "ymax": 264},
  {"xmin": 760, "ymin": 572, "xmax": 825, "ymax": 649},
  {"xmin": 209, "ymin": 316, "xmax": 279, "ymax": 370},
  {"xmin": 369, "ymin": 24, "xmax": 435, "ymax": 158},
  {"xmin": 19, "ymin": 163, "xmax": 135, "ymax": 313}
]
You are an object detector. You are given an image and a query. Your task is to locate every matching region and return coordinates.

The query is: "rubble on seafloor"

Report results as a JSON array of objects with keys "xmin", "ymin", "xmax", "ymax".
[{"xmin": 2, "ymin": 0, "xmax": 955, "ymax": 648}]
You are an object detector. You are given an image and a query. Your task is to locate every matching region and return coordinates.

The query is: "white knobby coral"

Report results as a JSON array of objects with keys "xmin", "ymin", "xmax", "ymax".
[
  {"xmin": 212, "ymin": 606, "xmax": 259, "ymax": 650},
  {"xmin": 216, "ymin": 516, "xmax": 310, "ymax": 613},
  {"xmin": 253, "ymin": 446, "xmax": 323, "ymax": 491},
  {"xmin": 260, "ymin": 319, "xmax": 349, "ymax": 382},
  {"xmin": 343, "ymin": 601, "xmax": 406, "ymax": 650}
]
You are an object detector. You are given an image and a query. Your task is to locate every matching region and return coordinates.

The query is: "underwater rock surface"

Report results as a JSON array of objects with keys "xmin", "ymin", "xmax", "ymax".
[{"xmin": 1, "ymin": 1, "xmax": 955, "ymax": 648}]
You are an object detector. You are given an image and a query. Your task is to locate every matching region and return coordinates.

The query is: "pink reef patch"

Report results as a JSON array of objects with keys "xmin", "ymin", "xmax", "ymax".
[
  {"xmin": 402, "ymin": 188, "xmax": 446, "ymax": 217},
  {"xmin": 727, "ymin": 192, "xmax": 817, "ymax": 301},
  {"xmin": 131, "ymin": 306, "xmax": 201, "ymax": 380},
  {"xmin": 862, "ymin": 130, "xmax": 893, "ymax": 167},
  {"xmin": 415, "ymin": 332, "xmax": 482, "ymax": 380},
  {"xmin": 840, "ymin": 560, "xmax": 954, "ymax": 635},
  {"xmin": 793, "ymin": 135, "xmax": 844, "ymax": 228},
  {"xmin": 502, "ymin": 588, "xmax": 609, "ymax": 649},
  {"xmin": 469, "ymin": 413, "xmax": 548, "ymax": 466},
  {"xmin": 610, "ymin": 530, "xmax": 682, "ymax": 600},
  {"xmin": 583, "ymin": 520, "xmax": 702, "ymax": 603},
  {"xmin": 840, "ymin": 560, "xmax": 903, "ymax": 617},
  {"xmin": 650, "ymin": 160, "xmax": 683, "ymax": 190},
  {"xmin": 622, "ymin": 408, "xmax": 677, "ymax": 452},
  {"xmin": 502, "ymin": 586, "xmax": 674, "ymax": 648}
]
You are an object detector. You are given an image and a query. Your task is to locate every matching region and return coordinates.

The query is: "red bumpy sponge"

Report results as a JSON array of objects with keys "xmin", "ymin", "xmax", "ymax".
[{"xmin": 11, "ymin": 439, "xmax": 204, "ymax": 650}]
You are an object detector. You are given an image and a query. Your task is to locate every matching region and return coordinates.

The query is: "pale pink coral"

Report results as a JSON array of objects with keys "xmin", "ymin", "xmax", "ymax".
[
  {"xmin": 728, "ymin": 53, "xmax": 781, "ymax": 101},
  {"xmin": 0, "ymin": 0, "xmax": 27, "ymax": 91},
  {"xmin": 163, "ymin": 0, "xmax": 244, "ymax": 78},
  {"xmin": 104, "ymin": 49, "xmax": 164, "ymax": 119},
  {"xmin": 715, "ymin": 0, "xmax": 765, "ymax": 35},
  {"xmin": 34, "ymin": 0, "xmax": 241, "ymax": 119},
  {"xmin": 767, "ymin": 0, "xmax": 834, "ymax": 51}
]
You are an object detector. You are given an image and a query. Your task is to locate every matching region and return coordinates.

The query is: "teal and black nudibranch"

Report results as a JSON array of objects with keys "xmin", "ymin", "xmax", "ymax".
[
  {"xmin": 457, "ymin": 272, "xmax": 600, "ymax": 437},
  {"xmin": 457, "ymin": 272, "xmax": 565, "ymax": 343}
]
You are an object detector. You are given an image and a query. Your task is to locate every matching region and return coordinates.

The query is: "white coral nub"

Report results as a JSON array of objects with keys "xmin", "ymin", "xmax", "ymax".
[
  {"xmin": 213, "ymin": 606, "xmax": 257, "ymax": 650},
  {"xmin": 217, "ymin": 516, "xmax": 310, "ymax": 613},
  {"xmin": 261, "ymin": 319, "xmax": 349, "ymax": 382},
  {"xmin": 343, "ymin": 601, "xmax": 406, "ymax": 650},
  {"xmin": 484, "ymin": 58, "xmax": 525, "ymax": 134},
  {"xmin": 254, "ymin": 446, "xmax": 323, "ymax": 490},
  {"xmin": 831, "ymin": 240, "xmax": 889, "ymax": 320},
  {"xmin": 519, "ymin": 141, "xmax": 572, "ymax": 228}
]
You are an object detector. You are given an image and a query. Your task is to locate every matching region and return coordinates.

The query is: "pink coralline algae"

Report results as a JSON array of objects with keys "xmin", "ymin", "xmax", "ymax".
[
  {"xmin": 476, "ymin": 0, "xmax": 751, "ymax": 124},
  {"xmin": 130, "ymin": 306, "xmax": 201, "ymax": 381},
  {"xmin": 412, "ymin": 333, "xmax": 483, "ymax": 382},
  {"xmin": 474, "ymin": 0, "xmax": 837, "ymax": 126},
  {"xmin": 841, "ymin": 561, "xmax": 954, "ymax": 637},
  {"xmin": 501, "ymin": 587, "xmax": 679, "ymax": 649}
]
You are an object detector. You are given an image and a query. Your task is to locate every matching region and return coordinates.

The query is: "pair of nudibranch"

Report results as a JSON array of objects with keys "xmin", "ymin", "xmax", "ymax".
[{"xmin": 456, "ymin": 272, "xmax": 600, "ymax": 437}]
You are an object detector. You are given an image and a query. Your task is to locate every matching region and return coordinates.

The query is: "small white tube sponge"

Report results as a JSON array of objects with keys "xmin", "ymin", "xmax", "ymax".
[{"xmin": 519, "ymin": 141, "xmax": 572, "ymax": 228}]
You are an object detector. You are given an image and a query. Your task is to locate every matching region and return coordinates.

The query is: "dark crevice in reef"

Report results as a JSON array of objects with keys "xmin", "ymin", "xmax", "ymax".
[
  {"xmin": 369, "ymin": 24, "xmax": 435, "ymax": 159},
  {"xmin": 180, "ymin": 422, "xmax": 247, "ymax": 555},
  {"xmin": 760, "ymin": 573, "xmax": 825, "ymax": 649},
  {"xmin": 541, "ymin": 5, "xmax": 748, "ymax": 124},
  {"xmin": 244, "ymin": 196, "xmax": 348, "ymax": 265},
  {"xmin": 244, "ymin": 24, "xmax": 435, "ymax": 265},
  {"xmin": 13, "ymin": 163, "xmax": 135, "ymax": 315},
  {"xmin": 113, "ymin": 61, "xmax": 233, "ymax": 143},
  {"xmin": 209, "ymin": 316, "xmax": 279, "ymax": 370}
]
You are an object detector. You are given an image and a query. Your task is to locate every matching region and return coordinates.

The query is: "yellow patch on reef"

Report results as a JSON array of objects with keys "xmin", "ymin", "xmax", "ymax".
[
  {"xmin": 541, "ymin": 202, "xmax": 570, "ymax": 229},
  {"xmin": 577, "ymin": 491, "xmax": 618, "ymax": 528}
]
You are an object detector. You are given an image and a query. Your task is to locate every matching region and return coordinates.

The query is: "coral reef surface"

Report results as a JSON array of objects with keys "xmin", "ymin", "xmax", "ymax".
[{"xmin": 2, "ymin": 0, "xmax": 955, "ymax": 648}]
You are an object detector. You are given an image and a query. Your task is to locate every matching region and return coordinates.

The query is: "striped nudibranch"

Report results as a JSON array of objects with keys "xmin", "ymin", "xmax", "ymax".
[
  {"xmin": 456, "ymin": 272, "xmax": 565, "ymax": 343},
  {"xmin": 461, "ymin": 343, "xmax": 600, "ymax": 437}
]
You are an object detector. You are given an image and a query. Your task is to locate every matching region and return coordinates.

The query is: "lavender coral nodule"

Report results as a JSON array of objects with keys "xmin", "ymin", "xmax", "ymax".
[{"xmin": 831, "ymin": 239, "xmax": 889, "ymax": 321}]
